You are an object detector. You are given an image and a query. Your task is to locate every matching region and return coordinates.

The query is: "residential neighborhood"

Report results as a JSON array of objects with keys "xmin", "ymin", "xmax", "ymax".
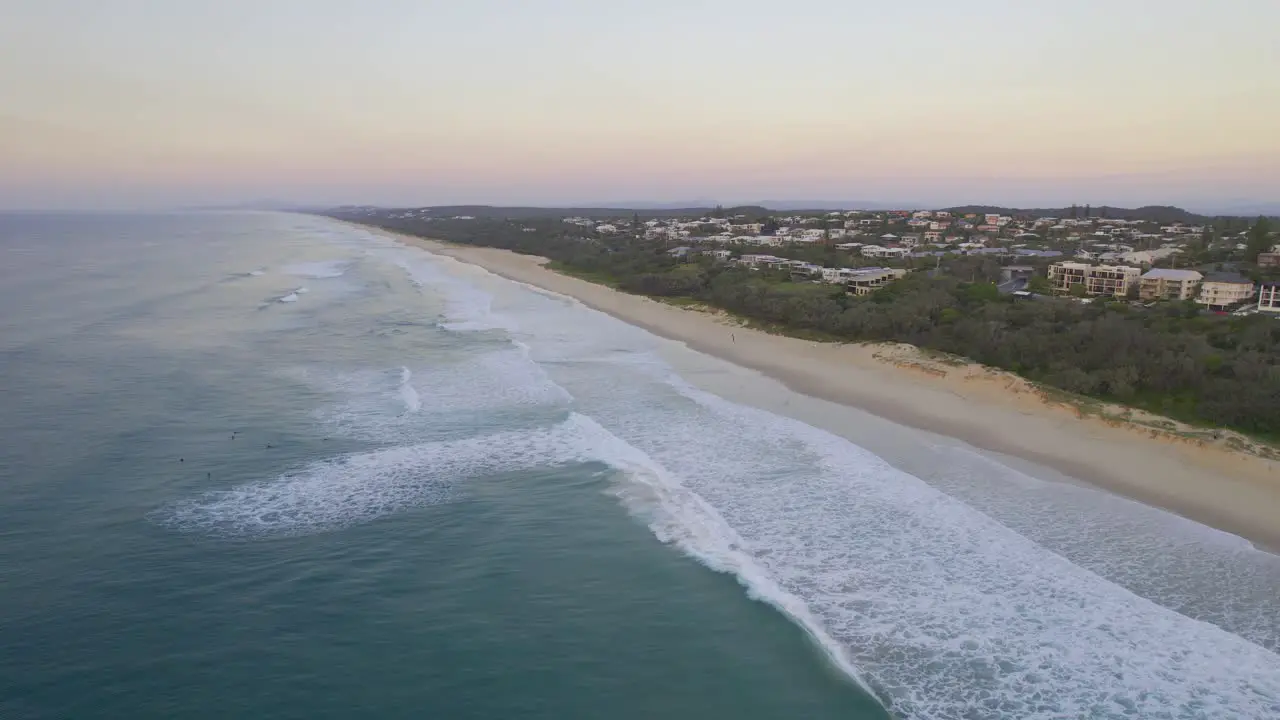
[
  {"xmin": 335, "ymin": 203, "xmax": 1280, "ymax": 314},
  {"xmin": 595, "ymin": 206, "xmax": 1278, "ymax": 313}
]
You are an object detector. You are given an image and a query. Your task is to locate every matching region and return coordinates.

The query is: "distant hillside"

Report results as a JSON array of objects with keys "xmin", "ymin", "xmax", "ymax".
[
  {"xmin": 943, "ymin": 205, "xmax": 1212, "ymax": 223},
  {"xmin": 745, "ymin": 200, "xmax": 914, "ymax": 211},
  {"xmin": 1200, "ymin": 203, "xmax": 1280, "ymax": 218}
]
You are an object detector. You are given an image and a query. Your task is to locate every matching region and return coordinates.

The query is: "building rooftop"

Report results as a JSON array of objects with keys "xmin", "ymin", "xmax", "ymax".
[
  {"xmin": 1202, "ymin": 272, "xmax": 1252, "ymax": 284},
  {"xmin": 1141, "ymin": 269, "xmax": 1203, "ymax": 281}
]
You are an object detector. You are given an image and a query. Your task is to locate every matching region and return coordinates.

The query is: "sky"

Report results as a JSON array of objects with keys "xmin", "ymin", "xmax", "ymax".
[{"xmin": 2, "ymin": 0, "xmax": 1278, "ymax": 211}]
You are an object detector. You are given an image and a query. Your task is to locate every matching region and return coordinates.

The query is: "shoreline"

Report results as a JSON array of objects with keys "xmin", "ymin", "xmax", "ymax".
[{"xmin": 356, "ymin": 224, "xmax": 1280, "ymax": 552}]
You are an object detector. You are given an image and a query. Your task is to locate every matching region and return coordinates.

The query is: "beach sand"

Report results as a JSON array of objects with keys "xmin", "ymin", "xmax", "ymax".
[{"xmin": 376, "ymin": 228, "xmax": 1280, "ymax": 551}]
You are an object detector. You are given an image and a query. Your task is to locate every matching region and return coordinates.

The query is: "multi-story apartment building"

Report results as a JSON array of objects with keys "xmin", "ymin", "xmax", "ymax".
[
  {"xmin": 846, "ymin": 268, "xmax": 908, "ymax": 296},
  {"xmin": 1196, "ymin": 274, "xmax": 1255, "ymax": 311},
  {"xmin": 1139, "ymin": 269, "xmax": 1202, "ymax": 301},
  {"xmin": 1259, "ymin": 282, "xmax": 1280, "ymax": 314},
  {"xmin": 1047, "ymin": 262, "xmax": 1141, "ymax": 297}
]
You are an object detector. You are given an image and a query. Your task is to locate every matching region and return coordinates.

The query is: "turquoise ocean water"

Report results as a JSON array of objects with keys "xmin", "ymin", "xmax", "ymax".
[{"xmin": 1, "ymin": 212, "xmax": 1278, "ymax": 719}]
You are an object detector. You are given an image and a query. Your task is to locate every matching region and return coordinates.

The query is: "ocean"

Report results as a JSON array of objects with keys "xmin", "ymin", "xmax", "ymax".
[{"xmin": 1, "ymin": 211, "xmax": 1277, "ymax": 719}]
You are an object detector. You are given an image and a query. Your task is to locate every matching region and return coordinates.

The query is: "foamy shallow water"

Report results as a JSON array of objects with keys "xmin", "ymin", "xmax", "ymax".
[{"xmin": 158, "ymin": 222, "xmax": 1280, "ymax": 719}]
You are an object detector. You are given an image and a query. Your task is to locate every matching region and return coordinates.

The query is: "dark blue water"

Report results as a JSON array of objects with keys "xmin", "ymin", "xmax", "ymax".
[{"xmin": 0, "ymin": 213, "xmax": 885, "ymax": 720}]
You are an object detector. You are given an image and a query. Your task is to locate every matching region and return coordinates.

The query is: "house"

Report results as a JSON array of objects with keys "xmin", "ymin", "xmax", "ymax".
[
  {"xmin": 923, "ymin": 231, "xmax": 944, "ymax": 243},
  {"xmin": 846, "ymin": 268, "xmax": 908, "ymax": 295},
  {"xmin": 900, "ymin": 234, "xmax": 923, "ymax": 248},
  {"xmin": 1139, "ymin": 269, "xmax": 1202, "ymax": 301},
  {"xmin": 788, "ymin": 261, "xmax": 824, "ymax": 279},
  {"xmin": 1000, "ymin": 265, "xmax": 1036, "ymax": 284},
  {"xmin": 1196, "ymin": 273, "xmax": 1255, "ymax": 311},
  {"xmin": 737, "ymin": 254, "xmax": 787, "ymax": 269},
  {"xmin": 820, "ymin": 266, "xmax": 888, "ymax": 284},
  {"xmin": 595, "ymin": 224, "xmax": 619, "ymax": 234},
  {"xmin": 1047, "ymin": 261, "xmax": 1141, "ymax": 297},
  {"xmin": 1259, "ymin": 282, "xmax": 1280, "ymax": 313},
  {"xmin": 1258, "ymin": 252, "xmax": 1280, "ymax": 268},
  {"xmin": 861, "ymin": 245, "xmax": 910, "ymax": 259},
  {"xmin": 1115, "ymin": 248, "xmax": 1181, "ymax": 266}
]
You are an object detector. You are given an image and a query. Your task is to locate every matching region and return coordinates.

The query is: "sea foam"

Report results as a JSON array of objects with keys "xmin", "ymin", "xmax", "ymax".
[
  {"xmin": 397, "ymin": 366, "xmax": 422, "ymax": 413},
  {"xmin": 307, "ymin": 350, "xmax": 572, "ymax": 443},
  {"xmin": 283, "ymin": 260, "xmax": 349, "ymax": 279},
  {"xmin": 592, "ymin": 376, "xmax": 1280, "ymax": 719},
  {"xmin": 160, "ymin": 416, "xmax": 600, "ymax": 538}
]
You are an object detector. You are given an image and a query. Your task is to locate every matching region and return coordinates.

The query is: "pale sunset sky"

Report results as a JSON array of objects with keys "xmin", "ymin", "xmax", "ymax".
[{"xmin": 2, "ymin": 0, "xmax": 1277, "ymax": 210}]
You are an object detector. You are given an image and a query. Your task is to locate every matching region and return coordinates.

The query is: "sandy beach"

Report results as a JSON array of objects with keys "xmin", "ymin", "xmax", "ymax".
[{"xmin": 378, "ymin": 228, "xmax": 1280, "ymax": 551}]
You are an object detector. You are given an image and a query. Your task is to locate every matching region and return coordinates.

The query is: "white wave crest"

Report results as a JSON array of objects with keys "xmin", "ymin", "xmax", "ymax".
[
  {"xmin": 567, "ymin": 413, "xmax": 878, "ymax": 696},
  {"xmin": 308, "ymin": 349, "xmax": 572, "ymax": 441},
  {"xmin": 278, "ymin": 293, "xmax": 299, "ymax": 303},
  {"xmin": 392, "ymin": 255, "xmax": 514, "ymax": 333},
  {"xmin": 283, "ymin": 260, "xmax": 349, "ymax": 279},
  {"xmin": 159, "ymin": 416, "xmax": 601, "ymax": 537},
  {"xmin": 397, "ymin": 366, "xmax": 421, "ymax": 413}
]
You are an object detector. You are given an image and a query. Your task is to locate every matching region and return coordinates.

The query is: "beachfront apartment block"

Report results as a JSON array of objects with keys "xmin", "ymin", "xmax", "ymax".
[
  {"xmin": 1259, "ymin": 282, "xmax": 1280, "ymax": 314},
  {"xmin": 1047, "ymin": 261, "xmax": 1141, "ymax": 297},
  {"xmin": 1196, "ymin": 274, "xmax": 1256, "ymax": 311},
  {"xmin": 846, "ymin": 268, "xmax": 908, "ymax": 296},
  {"xmin": 1139, "ymin": 269, "xmax": 1202, "ymax": 301}
]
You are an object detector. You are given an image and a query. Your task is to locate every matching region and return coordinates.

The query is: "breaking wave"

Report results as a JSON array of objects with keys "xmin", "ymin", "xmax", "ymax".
[
  {"xmin": 592, "ymin": 376, "xmax": 1280, "ymax": 719},
  {"xmin": 397, "ymin": 366, "xmax": 421, "ymax": 413},
  {"xmin": 159, "ymin": 416, "xmax": 601, "ymax": 538},
  {"xmin": 283, "ymin": 260, "xmax": 349, "ymax": 279}
]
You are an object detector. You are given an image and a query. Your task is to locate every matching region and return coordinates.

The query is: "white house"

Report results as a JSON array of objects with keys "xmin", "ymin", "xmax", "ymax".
[{"xmin": 861, "ymin": 245, "xmax": 910, "ymax": 259}]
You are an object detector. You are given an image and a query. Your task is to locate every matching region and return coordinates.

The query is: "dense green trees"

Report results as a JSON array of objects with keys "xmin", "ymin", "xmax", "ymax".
[
  {"xmin": 1247, "ymin": 216, "xmax": 1274, "ymax": 261},
  {"xmin": 330, "ymin": 213, "xmax": 1280, "ymax": 438}
]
